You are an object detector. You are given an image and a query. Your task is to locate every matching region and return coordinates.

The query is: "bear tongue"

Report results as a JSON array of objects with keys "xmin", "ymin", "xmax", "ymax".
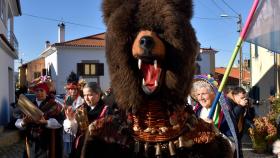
[{"xmin": 142, "ymin": 63, "xmax": 161, "ymax": 91}]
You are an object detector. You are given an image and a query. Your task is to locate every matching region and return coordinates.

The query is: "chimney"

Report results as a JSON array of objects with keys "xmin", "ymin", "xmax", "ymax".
[
  {"xmin": 58, "ymin": 22, "xmax": 65, "ymax": 43},
  {"xmin": 45, "ymin": 41, "xmax": 50, "ymax": 48}
]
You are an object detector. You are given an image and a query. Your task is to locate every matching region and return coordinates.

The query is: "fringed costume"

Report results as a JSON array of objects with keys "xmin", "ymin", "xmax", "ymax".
[{"xmin": 82, "ymin": 0, "xmax": 234, "ymax": 157}]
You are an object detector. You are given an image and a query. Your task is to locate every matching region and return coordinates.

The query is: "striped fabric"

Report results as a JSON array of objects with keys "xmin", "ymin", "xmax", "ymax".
[{"xmin": 213, "ymin": 102, "xmax": 224, "ymax": 128}]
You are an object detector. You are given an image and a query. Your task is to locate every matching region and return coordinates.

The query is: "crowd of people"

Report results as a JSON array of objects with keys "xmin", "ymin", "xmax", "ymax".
[
  {"xmin": 189, "ymin": 74, "xmax": 255, "ymax": 158},
  {"xmin": 14, "ymin": 72, "xmax": 114, "ymax": 158},
  {"xmin": 14, "ymin": 72, "xmax": 256, "ymax": 158}
]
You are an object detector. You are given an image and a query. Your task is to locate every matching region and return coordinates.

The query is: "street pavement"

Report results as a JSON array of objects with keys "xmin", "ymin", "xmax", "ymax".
[
  {"xmin": 243, "ymin": 143, "xmax": 275, "ymax": 158},
  {"xmin": 242, "ymin": 133, "xmax": 275, "ymax": 158},
  {"xmin": 0, "ymin": 132, "xmax": 276, "ymax": 158},
  {"xmin": 0, "ymin": 140, "xmax": 25, "ymax": 158},
  {"xmin": 0, "ymin": 141, "xmax": 276, "ymax": 157}
]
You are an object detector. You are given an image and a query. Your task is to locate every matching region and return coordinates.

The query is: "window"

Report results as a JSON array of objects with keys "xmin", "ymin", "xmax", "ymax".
[
  {"xmin": 77, "ymin": 63, "xmax": 104, "ymax": 76},
  {"xmin": 249, "ymin": 86, "xmax": 260, "ymax": 103},
  {"xmin": 254, "ymin": 45, "xmax": 259, "ymax": 58},
  {"xmin": 48, "ymin": 65, "xmax": 52, "ymax": 77},
  {"xmin": 0, "ymin": 0, "xmax": 5, "ymax": 21},
  {"xmin": 195, "ymin": 62, "xmax": 201, "ymax": 75},
  {"xmin": 196, "ymin": 54, "xmax": 202, "ymax": 61}
]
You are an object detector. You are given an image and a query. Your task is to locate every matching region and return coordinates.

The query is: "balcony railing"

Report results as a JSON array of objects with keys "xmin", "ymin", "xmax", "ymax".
[{"xmin": 8, "ymin": 31, "xmax": 18, "ymax": 51}]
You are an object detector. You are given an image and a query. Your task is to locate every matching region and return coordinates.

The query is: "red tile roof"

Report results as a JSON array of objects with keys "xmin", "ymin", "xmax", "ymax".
[
  {"xmin": 53, "ymin": 33, "xmax": 105, "ymax": 47},
  {"xmin": 215, "ymin": 67, "xmax": 251, "ymax": 82}
]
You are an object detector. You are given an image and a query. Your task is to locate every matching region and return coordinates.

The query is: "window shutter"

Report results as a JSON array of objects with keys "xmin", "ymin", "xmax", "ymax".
[
  {"xmin": 48, "ymin": 66, "xmax": 52, "ymax": 77},
  {"xmin": 249, "ymin": 86, "xmax": 260, "ymax": 103},
  {"xmin": 97, "ymin": 63, "xmax": 104, "ymax": 76},
  {"xmin": 77, "ymin": 63, "xmax": 84, "ymax": 76},
  {"xmin": 196, "ymin": 54, "xmax": 202, "ymax": 61}
]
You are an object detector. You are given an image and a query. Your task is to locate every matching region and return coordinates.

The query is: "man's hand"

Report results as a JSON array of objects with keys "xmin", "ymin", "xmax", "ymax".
[
  {"xmin": 65, "ymin": 106, "xmax": 75, "ymax": 120},
  {"xmin": 22, "ymin": 115, "xmax": 33, "ymax": 126},
  {"xmin": 36, "ymin": 116, "xmax": 47, "ymax": 125},
  {"xmin": 239, "ymin": 98, "xmax": 248, "ymax": 107}
]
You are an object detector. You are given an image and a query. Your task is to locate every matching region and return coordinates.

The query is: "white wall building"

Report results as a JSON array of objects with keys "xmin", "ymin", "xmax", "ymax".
[
  {"xmin": 41, "ymin": 27, "xmax": 109, "ymax": 94},
  {"xmin": 196, "ymin": 47, "xmax": 217, "ymax": 75},
  {"xmin": 0, "ymin": 0, "xmax": 21, "ymax": 125},
  {"xmin": 250, "ymin": 44, "xmax": 280, "ymax": 116}
]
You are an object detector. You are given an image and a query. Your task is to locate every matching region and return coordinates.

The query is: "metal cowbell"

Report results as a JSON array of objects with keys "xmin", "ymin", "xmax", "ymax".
[{"xmin": 168, "ymin": 141, "xmax": 176, "ymax": 156}]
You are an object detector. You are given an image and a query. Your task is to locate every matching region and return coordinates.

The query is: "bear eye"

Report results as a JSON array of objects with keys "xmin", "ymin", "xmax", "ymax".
[
  {"xmin": 154, "ymin": 29, "xmax": 164, "ymax": 39},
  {"xmin": 157, "ymin": 33, "xmax": 164, "ymax": 39}
]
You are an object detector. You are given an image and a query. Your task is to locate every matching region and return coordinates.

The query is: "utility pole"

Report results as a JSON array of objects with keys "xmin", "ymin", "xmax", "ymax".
[
  {"xmin": 238, "ymin": 14, "xmax": 243, "ymax": 87},
  {"xmin": 220, "ymin": 14, "xmax": 243, "ymax": 86},
  {"xmin": 277, "ymin": 53, "xmax": 280, "ymax": 98}
]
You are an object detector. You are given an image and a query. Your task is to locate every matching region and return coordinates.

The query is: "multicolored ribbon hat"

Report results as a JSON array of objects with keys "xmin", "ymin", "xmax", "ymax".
[
  {"xmin": 29, "ymin": 75, "xmax": 54, "ymax": 94},
  {"xmin": 193, "ymin": 74, "xmax": 219, "ymax": 94}
]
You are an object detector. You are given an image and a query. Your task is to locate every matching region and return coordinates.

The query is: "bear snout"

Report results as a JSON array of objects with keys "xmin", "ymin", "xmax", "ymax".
[
  {"xmin": 132, "ymin": 30, "xmax": 165, "ymax": 60},
  {"xmin": 140, "ymin": 36, "xmax": 154, "ymax": 53}
]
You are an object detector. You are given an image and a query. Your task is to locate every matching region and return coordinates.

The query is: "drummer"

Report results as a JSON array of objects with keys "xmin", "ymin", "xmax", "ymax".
[{"xmin": 15, "ymin": 76, "xmax": 63, "ymax": 158}]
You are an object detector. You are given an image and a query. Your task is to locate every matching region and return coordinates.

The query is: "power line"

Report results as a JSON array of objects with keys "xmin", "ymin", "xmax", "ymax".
[
  {"xmin": 22, "ymin": 13, "xmax": 105, "ymax": 30},
  {"xmin": 193, "ymin": 16, "xmax": 223, "ymax": 20},
  {"xmin": 196, "ymin": 0, "xmax": 220, "ymax": 16},
  {"xmin": 211, "ymin": 0, "xmax": 227, "ymax": 14},
  {"xmin": 221, "ymin": 0, "xmax": 239, "ymax": 16}
]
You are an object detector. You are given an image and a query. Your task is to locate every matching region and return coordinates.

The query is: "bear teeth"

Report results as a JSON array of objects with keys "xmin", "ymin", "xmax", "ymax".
[
  {"xmin": 142, "ymin": 78, "xmax": 146, "ymax": 86},
  {"xmin": 154, "ymin": 60, "xmax": 157, "ymax": 69},
  {"xmin": 155, "ymin": 80, "xmax": 158, "ymax": 87},
  {"xmin": 138, "ymin": 59, "xmax": 142, "ymax": 69}
]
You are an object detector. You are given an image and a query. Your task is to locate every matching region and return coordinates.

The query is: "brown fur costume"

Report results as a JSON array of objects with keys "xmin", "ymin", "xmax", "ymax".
[{"xmin": 82, "ymin": 0, "xmax": 234, "ymax": 157}]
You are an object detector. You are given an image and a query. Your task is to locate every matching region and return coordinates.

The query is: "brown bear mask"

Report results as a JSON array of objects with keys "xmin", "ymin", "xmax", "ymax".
[{"xmin": 102, "ymin": 0, "xmax": 199, "ymax": 112}]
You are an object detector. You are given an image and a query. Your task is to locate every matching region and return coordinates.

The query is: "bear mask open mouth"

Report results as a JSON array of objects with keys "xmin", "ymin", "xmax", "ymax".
[{"xmin": 138, "ymin": 58, "xmax": 162, "ymax": 94}]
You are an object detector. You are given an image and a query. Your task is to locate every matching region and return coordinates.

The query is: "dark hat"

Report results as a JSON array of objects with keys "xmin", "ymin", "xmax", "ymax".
[
  {"xmin": 66, "ymin": 71, "xmax": 79, "ymax": 89},
  {"xmin": 84, "ymin": 82, "xmax": 102, "ymax": 94}
]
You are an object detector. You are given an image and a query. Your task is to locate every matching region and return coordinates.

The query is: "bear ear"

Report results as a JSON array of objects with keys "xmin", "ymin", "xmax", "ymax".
[
  {"xmin": 102, "ymin": 0, "xmax": 124, "ymax": 25},
  {"xmin": 172, "ymin": 0, "xmax": 194, "ymax": 19}
]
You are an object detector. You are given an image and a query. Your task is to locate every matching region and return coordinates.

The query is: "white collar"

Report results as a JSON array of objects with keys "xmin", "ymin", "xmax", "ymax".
[
  {"xmin": 200, "ymin": 107, "xmax": 211, "ymax": 121},
  {"xmin": 89, "ymin": 105, "xmax": 96, "ymax": 110},
  {"xmin": 36, "ymin": 99, "xmax": 43, "ymax": 107}
]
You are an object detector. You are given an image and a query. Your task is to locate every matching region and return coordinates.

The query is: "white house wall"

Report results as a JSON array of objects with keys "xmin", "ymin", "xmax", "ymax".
[
  {"xmin": 251, "ymin": 44, "xmax": 276, "ymax": 116},
  {"xmin": 0, "ymin": 47, "xmax": 14, "ymax": 125},
  {"xmin": 0, "ymin": 0, "xmax": 8, "ymax": 36},
  {"xmin": 197, "ymin": 53, "xmax": 211, "ymax": 75},
  {"xmin": 45, "ymin": 51, "xmax": 58, "ymax": 91},
  {"xmin": 0, "ymin": 20, "xmax": 7, "ymax": 35},
  {"xmin": 54, "ymin": 47, "xmax": 110, "ymax": 94}
]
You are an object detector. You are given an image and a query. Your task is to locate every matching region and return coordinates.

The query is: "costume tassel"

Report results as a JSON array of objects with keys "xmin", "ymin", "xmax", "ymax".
[
  {"xmin": 144, "ymin": 142, "xmax": 149, "ymax": 156},
  {"xmin": 169, "ymin": 141, "xmax": 176, "ymax": 156},
  {"xmin": 178, "ymin": 136, "xmax": 184, "ymax": 148},
  {"xmin": 155, "ymin": 143, "xmax": 162, "ymax": 157},
  {"xmin": 134, "ymin": 141, "xmax": 140, "ymax": 153}
]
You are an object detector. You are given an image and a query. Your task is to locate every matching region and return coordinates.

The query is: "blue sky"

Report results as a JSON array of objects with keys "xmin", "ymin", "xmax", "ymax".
[{"xmin": 14, "ymin": 0, "xmax": 254, "ymax": 68}]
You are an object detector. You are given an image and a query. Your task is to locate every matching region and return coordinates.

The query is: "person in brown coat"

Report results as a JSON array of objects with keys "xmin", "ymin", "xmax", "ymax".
[{"xmin": 15, "ymin": 76, "xmax": 63, "ymax": 158}]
